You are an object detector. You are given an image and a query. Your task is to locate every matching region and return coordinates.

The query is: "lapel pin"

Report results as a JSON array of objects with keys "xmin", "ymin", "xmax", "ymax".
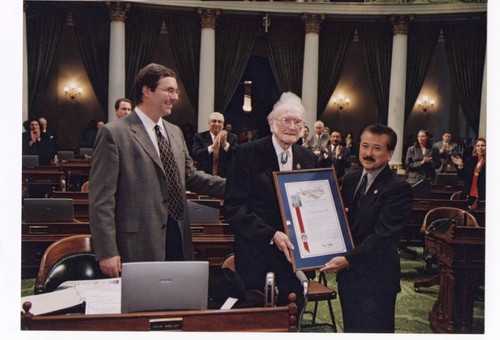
[{"xmin": 374, "ymin": 189, "xmax": 379, "ymax": 194}]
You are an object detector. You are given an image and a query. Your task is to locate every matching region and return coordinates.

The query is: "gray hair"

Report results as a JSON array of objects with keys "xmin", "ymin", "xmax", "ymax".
[{"xmin": 267, "ymin": 92, "xmax": 305, "ymax": 120}]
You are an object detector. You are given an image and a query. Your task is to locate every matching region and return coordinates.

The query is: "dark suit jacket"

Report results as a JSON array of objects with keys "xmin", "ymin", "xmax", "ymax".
[
  {"xmin": 337, "ymin": 166, "xmax": 413, "ymax": 296},
  {"xmin": 224, "ymin": 135, "xmax": 317, "ymax": 305},
  {"xmin": 457, "ymin": 156, "xmax": 486, "ymax": 201},
  {"xmin": 319, "ymin": 143, "xmax": 351, "ymax": 179},
  {"xmin": 192, "ymin": 130, "xmax": 238, "ymax": 178},
  {"xmin": 89, "ymin": 111, "xmax": 225, "ymax": 263}
]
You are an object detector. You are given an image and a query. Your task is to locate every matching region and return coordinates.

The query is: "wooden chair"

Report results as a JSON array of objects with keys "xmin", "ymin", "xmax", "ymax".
[
  {"xmin": 81, "ymin": 181, "xmax": 89, "ymax": 192},
  {"xmin": 450, "ymin": 191, "xmax": 462, "ymax": 200},
  {"xmin": 414, "ymin": 207, "xmax": 479, "ymax": 292},
  {"xmin": 35, "ymin": 234, "xmax": 105, "ymax": 294}
]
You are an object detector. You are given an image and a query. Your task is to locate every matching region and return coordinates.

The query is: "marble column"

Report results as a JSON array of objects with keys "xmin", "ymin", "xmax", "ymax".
[
  {"xmin": 107, "ymin": 2, "xmax": 129, "ymax": 122},
  {"xmin": 478, "ymin": 50, "xmax": 486, "ymax": 138},
  {"xmin": 387, "ymin": 15, "xmax": 413, "ymax": 168},
  {"xmin": 301, "ymin": 13, "xmax": 324, "ymax": 130},
  {"xmin": 197, "ymin": 8, "xmax": 219, "ymax": 133},
  {"xmin": 23, "ymin": 5, "xmax": 28, "ymax": 122}
]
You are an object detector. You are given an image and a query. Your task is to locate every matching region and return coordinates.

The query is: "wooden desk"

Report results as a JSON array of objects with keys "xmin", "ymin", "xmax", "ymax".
[
  {"xmin": 59, "ymin": 159, "xmax": 91, "ymax": 191},
  {"xmin": 21, "ymin": 295, "xmax": 298, "ymax": 332},
  {"xmin": 22, "ymin": 166, "xmax": 65, "ymax": 197},
  {"xmin": 22, "ymin": 222, "xmax": 233, "ymax": 277},
  {"xmin": 427, "ymin": 226, "xmax": 484, "ymax": 333},
  {"xmin": 399, "ymin": 199, "xmax": 485, "ymax": 257},
  {"xmin": 192, "ymin": 223, "xmax": 234, "ymax": 270},
  {"xmin": 51, "ymin": 190, "xmax": 88, "ymax": 200}
]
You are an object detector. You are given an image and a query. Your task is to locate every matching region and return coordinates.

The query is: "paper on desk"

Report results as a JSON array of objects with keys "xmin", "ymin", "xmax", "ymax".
[
  {"xmin": 21, "ymin": 287, "xmax": 83, "ymax": 316},
  {"xmin": 58, "ymin": 278, "xmax": 121, "ymax": 315}
]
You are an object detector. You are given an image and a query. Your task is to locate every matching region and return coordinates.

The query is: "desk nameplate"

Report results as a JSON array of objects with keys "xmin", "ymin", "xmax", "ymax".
[{"xmin": 150, "ymin": 317, "xmax": 183, "ymax": 331}]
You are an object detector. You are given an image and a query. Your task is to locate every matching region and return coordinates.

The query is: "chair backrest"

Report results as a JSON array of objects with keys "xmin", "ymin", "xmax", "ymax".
[
  {"xmin": 450, "ymin": 191, "xmax": 462, "ymax": 200},
  {"xmin": 220, "ymin": 253, "xmax": 235, "ymax": 272},
  {"xmin": 421, "ymin": 207, "xmax": 479, "ymax": 234},
  {"xmin": 81, "ymin": 181, "xmax": 89, "ymax": 193},
  {"xmin": 35, "ymin": 235, "xmax": 104, "ymax": 294}
]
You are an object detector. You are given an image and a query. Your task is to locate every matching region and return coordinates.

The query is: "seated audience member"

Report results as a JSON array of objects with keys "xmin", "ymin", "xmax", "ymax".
[
  {"xmin": 451, "ymin": 137, "xmax": 486, "ymax": 209},
  {"xmin": 296, "ymin": 125, "xmax": 310, "ymax": 147},
  {"xmin": 434, "ymin": 131, "xmax": 458, "ymax": 172},
  {"xmin": 97, "ymin": 121, "xmax": 105, "ymax": 129},
  {"xmin": 225, "ymin": 123, "xmax": 233, "ymax": 134},
  {"xmin": 405, "ymin": 129, "xmax": 440, "ymax": 184},
  {"xmin": 114, "ymin": 98, "xmax": 132, "ymax": 119},
  {"xmin": 192, "ymin": 112, "xmax": 238, "ymax": 177},
  {"xmin": 225, "ymin": 92, "xmax": 317, "ymax": 308},
  {"xmin": 39, "ymin": 117, "xmax": 59, "ymax": 154},
  {"xmin": 320, "ymin": 130, "xmax": 351, "ymax": 179},
  {"xmin": 307, "ymin": 120, "xmax": 330, "ymax": 158},
  {"xmin": 22, "ymin": 119, "xmax": 54, "ymax": 165},
  {"xmin": 80, "ymin": 120, "xmax": 99, "ymax": 148}
]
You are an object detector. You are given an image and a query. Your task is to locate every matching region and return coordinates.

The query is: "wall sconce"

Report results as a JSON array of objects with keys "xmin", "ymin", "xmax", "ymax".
[
  {"xmin": 64, "ymin": 83, "xmax": 83, "ymax": 100},
  {"xmin": 417, "ymin": 96, "xmax": 435, "ymax": 112},
  {"xmin": 242, "ymin": 80, "xmax": 252, "ymax": 113},
  {"xmin": 332, "ymin": 94, "xmax": 350, "ymax": 111}
]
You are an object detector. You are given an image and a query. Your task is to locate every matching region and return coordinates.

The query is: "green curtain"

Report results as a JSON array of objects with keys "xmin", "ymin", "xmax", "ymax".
[
  {"xmin": 317, "ymin": 22, "xmax": 355, "ymax": 117},
  {"xmin": 125, "ymin": 9, "xmax": 164, "ymax": 103},
  {"xmin": 266, "ymin": 17, "xmax": 305, "ymax": 96},
  {"xmin": 164, "ymin": 14, "xmax": 201, "ymax": 112},
  {"xmin": 357, "ymin": 22, "xmax": 393, "ymax": 124},
  {"xmin": 214, "ymin": 15, "xmax": 261, "ymax": 114},
  {"xmin": 71, "ymin": 4, "xmax": 110, "ymax": 114},
  {"xmin": 442, "ymin": 19, "xmax": 486, "ymax": 135},
  {"xmin": 404, "ymin": 22, "xmax": 441, "ymax": 120},
  {"xmin": 26, "ymin": 1, "xmax": 69, "ymax": 117}
]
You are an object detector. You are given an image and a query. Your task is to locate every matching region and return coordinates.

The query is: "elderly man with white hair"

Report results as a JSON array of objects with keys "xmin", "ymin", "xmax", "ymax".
[
  {"xmin": 224, "ymin": 92, "xmax": 317, "ymax": 307},
  {"xmin": 192, "ymin": 112, "xmax": 238, "ymax": 178}
]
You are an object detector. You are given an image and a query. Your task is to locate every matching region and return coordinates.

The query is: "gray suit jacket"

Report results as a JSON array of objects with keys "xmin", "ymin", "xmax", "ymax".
[
  {"xmin": 89, "ymin": 111, "xmax": 225, "ymax": 263},
  {"xmin": 307, "ymin": 133, "xmax": 329, "ymax": 152}
]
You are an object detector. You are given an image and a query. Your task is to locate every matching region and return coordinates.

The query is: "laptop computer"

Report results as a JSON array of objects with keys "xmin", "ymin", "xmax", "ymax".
[
  {"xmin": 22, "ymin": 198, "xmax": 74, "ymax": 222},
  {"xmin": 411, "ymin": 178, "xmax": 431, "ymax": 199},
  {"xmin": 22, "ymin": 155, "xmax": 39, "ymax": 167},
  {"xmin": 57, "ymin": 151, "xmax": 75, "ymax": 161},
  {"xmin": 435, "ymin": 173, "xmax": 458, "ymax": 187},
  {"xmin": 121, "ymin": 261, "xmax": 209, "ymax": 313},
  {"xmin": 78, "ymin": 148, "xmax": 93, "ymax": 157},
  {"xmin": 187, "ymin": 199, "xmax": 221, "ymax": 224}
]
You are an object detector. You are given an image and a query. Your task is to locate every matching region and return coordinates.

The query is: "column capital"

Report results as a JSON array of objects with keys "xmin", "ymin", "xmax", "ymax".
[
  {"xmin": 197, "ymin": 8, "xmax": 221, "ymax": 29},
  {"xmin": 107, "ymin": 1, "xmax": 131, "ymax": 23},
  {"xmin": 389, "ymin": 14, "xmax": 414, "ymax": 35},
  {"xmin": 302, "ymin": 13, "xmax": 325, "ymax": 34}
]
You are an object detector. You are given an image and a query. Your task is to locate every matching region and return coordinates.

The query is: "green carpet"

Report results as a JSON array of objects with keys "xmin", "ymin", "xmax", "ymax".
[
  {"xmin": 300, "ymin": 246, "xmax": 484, "ymax": 333},
  {"xmin": 21, "ymin": 247, "xmax": 484, "ymax": 333}
]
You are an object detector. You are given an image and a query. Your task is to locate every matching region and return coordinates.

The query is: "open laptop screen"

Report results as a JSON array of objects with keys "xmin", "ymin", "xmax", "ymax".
[{"xmin": 121, "ymin": 261, "xmax": 209, "ymax": 313}]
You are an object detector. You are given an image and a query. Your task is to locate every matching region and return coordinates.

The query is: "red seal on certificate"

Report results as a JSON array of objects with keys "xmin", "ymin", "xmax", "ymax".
[{"xmin": 295, "ymin": 206, "xmax": 310, "ymax": 253}]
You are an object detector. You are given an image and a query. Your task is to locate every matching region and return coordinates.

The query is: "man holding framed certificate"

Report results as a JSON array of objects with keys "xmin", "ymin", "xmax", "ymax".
[
  {"xmin": 224, "ymin": 92, "xmax": 317, "ymax": 307},
  {"xmin": 320, "ymin": 124, "xmax": 413, "ymax": 333}
]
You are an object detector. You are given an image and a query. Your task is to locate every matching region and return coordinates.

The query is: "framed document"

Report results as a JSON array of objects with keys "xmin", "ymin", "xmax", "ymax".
[{"xmin": 273, "ymin": 168, "xmax": 354, "ymax": 271}]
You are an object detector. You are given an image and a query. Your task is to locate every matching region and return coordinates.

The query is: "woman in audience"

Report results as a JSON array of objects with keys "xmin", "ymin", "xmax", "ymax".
[
  {"xmin": 405, "ymin": 129, "xmax": 441, "ymax": 184},
  {"xmin": 451, "ymin": 137, "xmax": 486, "ymax": 209},
  {"xmin": 22, "ymin": 118, "xmax": 55, "ymax": 165}
]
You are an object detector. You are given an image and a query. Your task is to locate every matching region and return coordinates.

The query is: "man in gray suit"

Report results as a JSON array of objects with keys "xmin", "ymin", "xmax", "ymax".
[
  {"xmin": 307, "ymin": 120, "xmax": 330, "ymax": 158},
  {"xmin": 89, "ymin": 64, "xmax": 225, "ymax": 277},
  {"xmin": 433, "ymin": 131, "xmax": 458, "ymax": 172}
]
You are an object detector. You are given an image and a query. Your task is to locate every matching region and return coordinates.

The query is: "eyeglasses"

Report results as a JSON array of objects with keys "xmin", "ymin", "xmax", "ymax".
[
  {"xmin": 209, "ymin": 119, "xmax": 224, "ymax": 124},
  {"xmin": 274, "ymin": 117, "xmax": 304, "ymax": 128},
  {"xmin": 157, "ymin": 87, "xmax": 180, "ymax": 97}
]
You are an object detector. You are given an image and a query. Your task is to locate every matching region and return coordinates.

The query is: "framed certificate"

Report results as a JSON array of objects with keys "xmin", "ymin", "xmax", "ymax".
[{"xmin": 273, "ymin": 168, "xmax": 354, "ymax": 271}]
